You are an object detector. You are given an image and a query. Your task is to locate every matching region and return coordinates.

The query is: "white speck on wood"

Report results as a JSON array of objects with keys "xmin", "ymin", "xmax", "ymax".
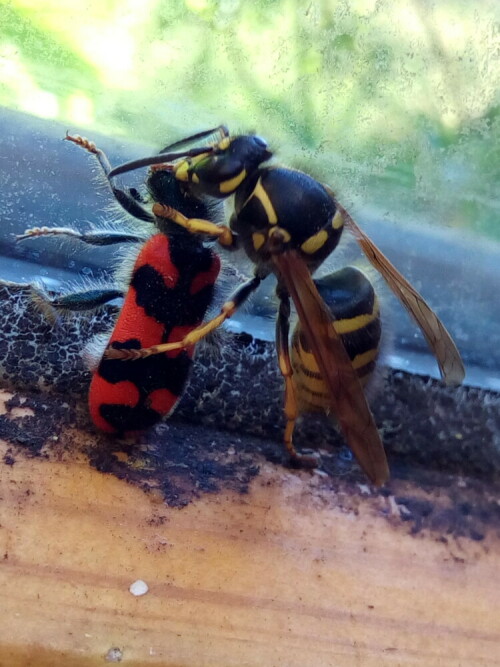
[{"xmin": 129, "ymin": 579, "xmax": 149, "ymax": 596}]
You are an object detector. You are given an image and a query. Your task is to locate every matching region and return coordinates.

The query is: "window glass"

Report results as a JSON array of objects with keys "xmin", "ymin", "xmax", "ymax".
[{"xmin": 0, "ymin": 0, "xmax": 498, "ymax": 387}]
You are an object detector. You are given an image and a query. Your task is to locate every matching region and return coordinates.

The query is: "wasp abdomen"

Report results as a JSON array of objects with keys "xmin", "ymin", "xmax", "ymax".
[
  {"xmin": 89, "ymin": 232, "xmax": 220, "ymax": 434},
  {"xmin": 291, "ymin": 266, "xmax": 381, "ymax": 413}
]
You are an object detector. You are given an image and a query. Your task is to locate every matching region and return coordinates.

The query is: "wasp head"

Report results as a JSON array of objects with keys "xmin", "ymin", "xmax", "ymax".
[{"xmin": 174, "ymin": 134, "xmax": 272, "ymax": 199}]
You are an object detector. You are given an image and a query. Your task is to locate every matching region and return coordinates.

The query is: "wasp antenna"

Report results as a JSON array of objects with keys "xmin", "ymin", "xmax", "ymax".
[
  {"xmin": 108, "ymin": 146, "xmax": 213, "ymax": 179},
  {"xmin": 159, "ymin": 125, "xmax": 229, "ymax": 153}
]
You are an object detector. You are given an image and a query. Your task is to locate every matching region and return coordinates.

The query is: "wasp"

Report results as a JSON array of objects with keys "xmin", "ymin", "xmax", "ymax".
[
  {"xmin": 104, "ymin": 125, "xmax": 465, "ymax": 486},
  {"xmin": 17, "ymin": 133, "xmax": 222, "ymax": 434}
]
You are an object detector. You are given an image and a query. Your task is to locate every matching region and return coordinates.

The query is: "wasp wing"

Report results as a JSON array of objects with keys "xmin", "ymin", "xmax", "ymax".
[
  {"xmin": 337, "ymin": 204, "xmax": 465, "ymax": 386},
  {"xmin": 273, "ymin": 251, "xmax": 390, "ymax": 486}
]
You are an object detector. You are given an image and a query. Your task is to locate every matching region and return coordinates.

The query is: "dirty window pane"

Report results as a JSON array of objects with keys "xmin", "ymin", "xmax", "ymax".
[{"xmin": 0, "ymin": 0, "xmax": 498, "ymax": 387}]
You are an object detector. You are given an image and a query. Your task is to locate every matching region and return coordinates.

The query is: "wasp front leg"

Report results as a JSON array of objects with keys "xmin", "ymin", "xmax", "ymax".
[
  {"xmin": 152, "ymin": 203, "xmax": 235, "ymax": 248},
  {"xmin": 275, "ymin": 289, "xmax": 320, "ymax": 469}
]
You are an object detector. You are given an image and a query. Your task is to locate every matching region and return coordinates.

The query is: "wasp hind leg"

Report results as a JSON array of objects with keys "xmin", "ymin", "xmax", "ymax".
[
  {"xmin": 106, "ymin": 273, "xmax": 263, "ymax": 360},
  {"xmin": 276, "ymin": 288, "xmax": 320, "ymax": 469}
]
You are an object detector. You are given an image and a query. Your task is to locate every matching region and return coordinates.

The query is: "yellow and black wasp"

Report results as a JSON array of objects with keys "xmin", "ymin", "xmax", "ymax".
[{"xmin": 106, "ymin": 125, "xmax": 465, "ymax": 486}]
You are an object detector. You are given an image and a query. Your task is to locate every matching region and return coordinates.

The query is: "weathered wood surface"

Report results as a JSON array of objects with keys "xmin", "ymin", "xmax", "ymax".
[{"xmin": 0, "ymin": 387, "xmax": 499, "ymax": 667}]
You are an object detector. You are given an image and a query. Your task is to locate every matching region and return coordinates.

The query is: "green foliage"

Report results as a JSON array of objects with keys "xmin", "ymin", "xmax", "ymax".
[
  {"xmin": 0, "ymin": 0, "xmax": 498, "ymax": 238},
  {"xmin": 0, "ymin": 3, "xmax": 97, "ymax": 87}
]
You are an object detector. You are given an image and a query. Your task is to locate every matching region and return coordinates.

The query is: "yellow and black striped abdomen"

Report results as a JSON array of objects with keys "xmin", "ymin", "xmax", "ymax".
[{"xmin": 291, "ymin": 266, "xmax": 381, "ymax": 413}]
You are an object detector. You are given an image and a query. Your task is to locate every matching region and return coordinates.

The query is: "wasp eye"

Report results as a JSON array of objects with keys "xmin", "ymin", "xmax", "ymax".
[{"xmin": 253, "ymin": 135, "xmax": 267, "ymax": 148}]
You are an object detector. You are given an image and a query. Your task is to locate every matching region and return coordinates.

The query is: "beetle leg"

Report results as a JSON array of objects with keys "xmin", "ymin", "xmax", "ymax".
[
  {"xmin": 65, "ymin": 133, "xmax": 155, "ymax": 223},
  {"xmin": 16, "ymin": 226, "xmax": 145, "ymax": 245}
]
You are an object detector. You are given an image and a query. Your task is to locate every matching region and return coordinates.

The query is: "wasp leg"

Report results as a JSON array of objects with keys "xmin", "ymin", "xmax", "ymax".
[
  {"xmin": 106, "ymin": 274, "xmax": 263, "ymax": 360},
  {"xmin": 276, "ymin": 289, "xmax": 320, "ymax": 469},
  {"xmin": 65, "ymin": 133, "xmax": 154, "ymax": 223},
  {"xmin": 152, "ymin": 203, "xmax": 235, "ymax": 248}
]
